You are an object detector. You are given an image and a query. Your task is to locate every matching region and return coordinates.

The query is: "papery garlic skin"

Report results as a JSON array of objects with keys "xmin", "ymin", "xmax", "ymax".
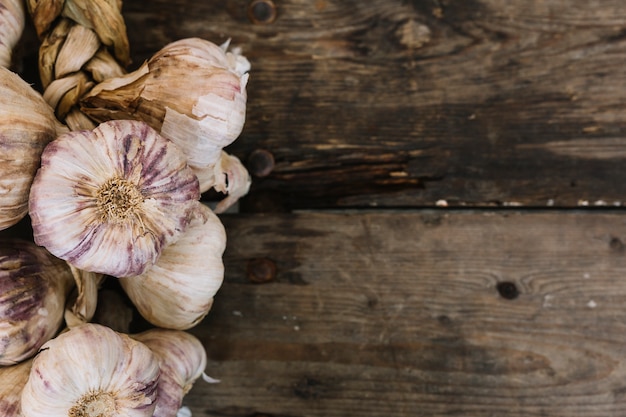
[
  {"xmin": 29, "ymin": 119, "xmax": 201, "ymax": 277},
  {"xmin": 0, "ymin": 239, "xmax": 74, "ymax": 366},
  {"xmin": 82, "ymin": 37, "xmax": 250, "ymax": 168},
  {"xmin": 120, "ymin": 202, "xmax": 226, "ymax": 330},
  {"xmin": 0, "ymin": 358, "xmax": 31, "ymax": 416},
  {"xmin": 133, "ymin": 329, "xmax": 208, "ymax": 417},
  {"xmin": 0, "ymin": 0, "xmax": 24, "ymax": 69},
  {"xmin": 0, "ymin": 66, "xmax": 60, "ymax": 231},
  {"xmin": 192, "ymin": 151, "xmax": 251, "ymax": 213},
  {"xmin": 21, "ymin": 323, "xmax": 160, "ymax": 417}
]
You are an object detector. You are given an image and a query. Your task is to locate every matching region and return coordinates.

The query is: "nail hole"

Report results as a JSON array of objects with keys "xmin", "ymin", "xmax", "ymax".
[
  {"xmin": 246, "ymin": 257, "xmax": 277, "ymax": 283},
  {"xmin": 496, "ymin": 281, "xmax": 519, "ymax": 300},
  {"xmin": 248, "ymin": 0, "xmax": 277, "ymax": 24},
  {"xmin": 248, "ymin": 149, "xmax": 275, "ymax": 177},
  {"xmin": 610, "ymin": 237, "xmax": 624, "ymax": 252}
]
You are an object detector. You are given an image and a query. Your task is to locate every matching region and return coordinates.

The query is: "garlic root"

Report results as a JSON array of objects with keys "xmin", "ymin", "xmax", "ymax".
[{"xmin": 0, "ymin": 238, "xmax": 74, "ymax": 366}]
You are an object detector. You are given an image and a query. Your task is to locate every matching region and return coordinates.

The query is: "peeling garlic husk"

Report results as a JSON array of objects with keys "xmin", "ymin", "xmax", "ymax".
[
  {"xmin": 0, "ymin": 358, "xmax": 31, "ymax": 415},
  {"xmin": 81, "ymin": 37, "xmax": 250, "ymax": 168},
  {"xmin": 0, "ymin": 66, "xmax": 62, "ymax": 231},
  {"xmin": 133, "ymin": 328, "xmax": 208, "ymax": 417},
  {"xmin": 29, "ymin": 119, "xmax": 201, "ymax": 277},
  {"xmin": 0, "ymin": 239, "xmax": 74, "ymax": 366},
  {"xmin": 0, "ymin": 0, "xmax": 24, "ymax": 69},
  {"xmin": 120, "ymin": 202, "xmax": 226, "ymax": 330},
  {"xmin": 21, "ymin": 323, "xmax": 160, "ymax": 417},
  {"xmin": 193, "ymin": 150, "xmax": 252, "ymax": 214},
  {"xmin": 64, "ymin": 265, "xmax": 105, "ymax": 328}
]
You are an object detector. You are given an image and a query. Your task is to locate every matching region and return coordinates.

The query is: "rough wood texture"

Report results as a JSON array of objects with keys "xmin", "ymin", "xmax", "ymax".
[
  {"xmin": 115, "ymin": 0, "xmax": 626, "ymax": 209},
  {"xmin": 184, "ymin": 211, "xmax": 626, "ymax": 416}
]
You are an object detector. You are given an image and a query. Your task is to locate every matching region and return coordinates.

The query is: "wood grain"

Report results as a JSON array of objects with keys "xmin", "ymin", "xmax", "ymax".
[
  {"xmin": 100, "ymin": 0, "xmax": 626, "ymax": 209},
  {"xmin": 182, "ymin": 211, "xmax": 626, "ymax": 416}
]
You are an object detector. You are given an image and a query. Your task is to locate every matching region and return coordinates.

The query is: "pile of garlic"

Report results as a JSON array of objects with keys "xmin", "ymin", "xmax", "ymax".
[{"xmin": 0, "ymin": 1, "xmax": 252, "ymax": 415}]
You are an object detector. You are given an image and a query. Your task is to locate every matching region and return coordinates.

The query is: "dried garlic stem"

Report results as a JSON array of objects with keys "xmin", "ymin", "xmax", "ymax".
[{"xmin": 27, "ymin": 0, "xmax": 129, "ymax": 127}]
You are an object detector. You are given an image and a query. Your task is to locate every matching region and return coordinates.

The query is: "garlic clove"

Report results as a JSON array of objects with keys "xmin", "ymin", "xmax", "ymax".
[
  {"xmin": 133, "ymin": 328, "xmax": 208, "ymax": 417},
  {"xmin": 81, "ymin": 37, "xmax": 250, "ymax": 168},
  {"xmin": 0, "ymin": 66, "xmax": 60, "ymax": 231},
  {"xmin": 0, "ymin": 358, "xmax": 31, "ymax": 416},
  {"xmin": 0, "ymin": 238, "xmax": 74, "ymax": 366},
  {"xmin": 29, "ymin": 119, "xmax": 201, "ymax": 277},
  {"xmin": 120, "ymin": 202, "xmax": 226, "ymax": 330},
  {"xmin": 21, "ymin": 323, "xmax": 160, "ymax": 417}
]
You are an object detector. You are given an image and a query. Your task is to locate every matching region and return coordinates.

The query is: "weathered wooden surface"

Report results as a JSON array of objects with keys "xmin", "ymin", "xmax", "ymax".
[
  {"xmin": 183, "ymin": 211, "xmax": 626, "ymax": 416},
  {"xmin": 107, "ymin": 0, "xmax": 626, "ymax": 209}
]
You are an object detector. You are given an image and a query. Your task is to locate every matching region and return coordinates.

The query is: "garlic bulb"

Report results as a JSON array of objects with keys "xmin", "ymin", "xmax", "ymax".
[
  {"xmin": 0, "ymin": 66, "xmax": 61, "ymax": 231},
  {"xmin": 0, "ymin": 238, "xmax": 74, "ymax": 366},
  {"xmin": 29, "ymin": 119, "xmax": 201, "ymax": 277},
  {"xmin": 0, "ymin": 0, "xmax": 24, "ymax": 69},
  {"xmin": 0, "ymin": 358, "xmax": 31, "ymax": 416},
  {"xmin": 21, "ymin": 323, "xmax": 160, "ymax": 417},
  {"xmin": 81, "ymin": 37, "xmax": 250, "ymax": 168},
  {"xmin": 120, "ymin": 202, "xmax": 226, "ymax": 330},
  {"xmin": 133, "ymin": 328, "xmax": 208, "ymax": 417}
]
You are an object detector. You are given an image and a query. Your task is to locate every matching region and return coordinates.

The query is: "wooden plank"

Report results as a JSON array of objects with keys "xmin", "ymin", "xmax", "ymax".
[
  {"xmin": 100, "ymin": 0, "xmax": 626, "ymax": 209},
  {"xmin": 183, "ymin": 211, "xmax": 626, "ymax": 416}
]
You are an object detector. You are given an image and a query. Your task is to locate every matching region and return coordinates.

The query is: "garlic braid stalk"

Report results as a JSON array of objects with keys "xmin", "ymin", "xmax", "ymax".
[{"xmin": 26, "ymin": 0, "xmax": 130, "ymax": 129}]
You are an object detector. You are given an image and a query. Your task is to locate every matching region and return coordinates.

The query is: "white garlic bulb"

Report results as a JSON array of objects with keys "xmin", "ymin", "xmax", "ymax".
[
  {"xmin": 133, "ymin": 328, "xmax": 208, "ymax": 417},
  {"xmin": 120, "ymin": 202, "xmax": 226, "ymax": 330},
  {"xmin": 0, "ymin": 66, "xmax": 61, "ymax": 231},
  {"xmin": 81, "ymin": 37, "xmax": 250, "ymax": 168},
  {"xmin": 0, "ymin": 238, "xmax": 74, "ymax": 366},
  {"xmin": 0, "ymin": 358, "xmax": 31, "ymax": 416},
  {"xmin": 21, "ymin": 323, "xmax": 160, "ymax": 417},
  {"xmin": 29, "ymin": 119, "xmax": 201, "ymax": 277}
]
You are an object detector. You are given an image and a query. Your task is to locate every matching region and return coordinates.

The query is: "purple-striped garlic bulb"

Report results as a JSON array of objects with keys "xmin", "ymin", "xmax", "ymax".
[
  {"xmin": 0, "ymin": 238, "xmax": 74, "ymax": 366},
  {"xmin": 20, "ymin": 323, "xmax": 160, "ymax": 417},
  {"xmin": 28, "ymin": 119, "xmax": 201, "ymax": 277},
  {"xmin": 133, "ymin": 328, "xmax": 208, "ymax": 417}
]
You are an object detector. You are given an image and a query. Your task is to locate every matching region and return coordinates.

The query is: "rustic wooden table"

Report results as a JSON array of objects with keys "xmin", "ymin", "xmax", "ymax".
[{"xmin": 23, "ymin": 0, "xmax": 626, "ymax": 415}]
